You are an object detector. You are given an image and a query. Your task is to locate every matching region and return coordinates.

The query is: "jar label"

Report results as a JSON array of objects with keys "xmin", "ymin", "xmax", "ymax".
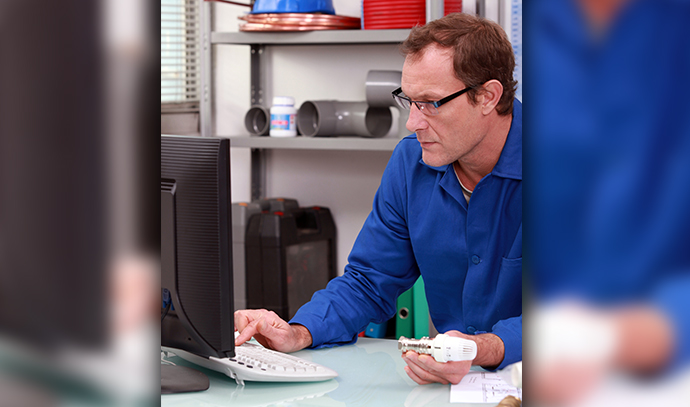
[{"xmin": 270, "ymin": 114, "xmax": 295, "ymax": 131}]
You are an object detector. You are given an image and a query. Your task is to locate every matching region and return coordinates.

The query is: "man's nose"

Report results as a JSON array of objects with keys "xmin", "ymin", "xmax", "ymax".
[{"xmin": 406, "ymin": 104, "xmax": 428, "ymax": 133}]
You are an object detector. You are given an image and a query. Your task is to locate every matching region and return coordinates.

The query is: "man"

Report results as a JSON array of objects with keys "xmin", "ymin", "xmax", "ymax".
[{"xmin": 235, "ymin": 13, "xmax": 522, "ymax": 385}]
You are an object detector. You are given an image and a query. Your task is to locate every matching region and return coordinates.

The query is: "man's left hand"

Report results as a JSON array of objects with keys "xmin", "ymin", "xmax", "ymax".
[
  {"xmin": 402, "ymin": 349, "xmax": 471, "ymax": 385},
  {"xmin": 401, "ymin": 330, "xmax": 505, "ymax": 385}
]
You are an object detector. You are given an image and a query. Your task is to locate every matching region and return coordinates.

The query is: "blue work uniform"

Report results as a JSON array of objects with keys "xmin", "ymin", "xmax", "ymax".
[{"xmin": 291, "ymin": 100, "xmax": 523, "ymax": 370}]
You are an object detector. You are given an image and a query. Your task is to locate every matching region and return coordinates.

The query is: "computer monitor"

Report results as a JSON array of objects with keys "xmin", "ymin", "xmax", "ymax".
[{"xmin": 161, "ymin": 135, "xmax": 234, "ymax": 374}]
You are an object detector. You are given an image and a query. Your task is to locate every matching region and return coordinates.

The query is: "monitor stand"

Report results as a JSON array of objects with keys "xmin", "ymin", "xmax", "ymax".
[{"xmin": 161, "ymin": 364, "xmax": 209, "ymax": 394}]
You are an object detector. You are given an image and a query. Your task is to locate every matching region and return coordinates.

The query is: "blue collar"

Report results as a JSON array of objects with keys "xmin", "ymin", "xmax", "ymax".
[
  {"xmin": 492, "ymin": 99, "xmax": 522, "ymax": 180},
  {"xmin": 417, "ymin": 98, "xmax": 523, "ymax": 181}
]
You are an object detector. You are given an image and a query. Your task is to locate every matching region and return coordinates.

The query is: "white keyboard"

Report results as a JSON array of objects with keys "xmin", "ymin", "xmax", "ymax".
[{"xmin": 162, "ymin": 343, "xmax": 338, "ymax": 385}]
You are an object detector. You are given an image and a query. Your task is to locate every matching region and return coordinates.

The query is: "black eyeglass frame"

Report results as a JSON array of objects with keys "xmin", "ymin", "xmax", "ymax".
[{"xmin": 391, "ymin": 86, "xmax": 475, "ymax": 115}]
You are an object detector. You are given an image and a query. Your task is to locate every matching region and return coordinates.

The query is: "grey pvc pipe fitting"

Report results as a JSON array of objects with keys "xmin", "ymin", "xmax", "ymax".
[
  {"xmin": 244, "ymin": 105, "xmax": 270, "ymax": 136},
  {"xmin": 297, "ymin": 101, "xmax": 393, "ymax": 138},
  {"xmin": 366, "ymin": 70, "xmax": 402, "ymax": 108}
]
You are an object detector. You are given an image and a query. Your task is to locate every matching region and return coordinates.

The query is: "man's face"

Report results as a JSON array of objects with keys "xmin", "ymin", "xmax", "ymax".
[{"xmin": 401, "ymin": 44, "xmax": 486, "ymax": 168}]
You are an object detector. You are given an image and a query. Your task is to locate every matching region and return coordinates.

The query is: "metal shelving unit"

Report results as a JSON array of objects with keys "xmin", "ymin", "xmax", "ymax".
[
  {"xmin": 202, "ymin": 12, "xmax": 411, "ymax": 199},
  {"xmin": 211, "ymin": 29, "xmax": 411, "ymax": 46},
  {"xmin": 200, "ymin": 0, "xmax": 493, "ymax": 199},
  {"xmin": 227, "ymin": 135, "xmax": 401, "ymax": 151},
  {"xmin": 212, "ymin": 28, "xmax": 410, "ymax": 152}
]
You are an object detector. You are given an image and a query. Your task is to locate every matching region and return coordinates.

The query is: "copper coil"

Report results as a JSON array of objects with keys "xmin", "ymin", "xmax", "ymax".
[
  {"xmin": 241, "ymin": 13, "xmax": 360, "ymax": 25},
  {"xmin": 240, "ymin": 23, "xmax": 340, "ymax": 31},
  {"xmin": 239, "ymin": 13, "xmax": 361, "ymax": 31}
]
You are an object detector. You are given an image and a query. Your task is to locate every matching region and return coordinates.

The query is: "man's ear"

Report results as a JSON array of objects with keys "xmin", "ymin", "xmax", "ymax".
[{"xmin": 479, "ymin": 80, "xmax": 503, "ymax": 115}]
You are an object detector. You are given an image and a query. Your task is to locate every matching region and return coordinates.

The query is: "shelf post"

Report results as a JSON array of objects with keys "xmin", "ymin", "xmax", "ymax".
[
  {"xmin": 249, "ymin": 42, "xmax": 268, "ymax": 200},
  {"xmin": 426, "ymin": 0, "xmax": 444, "ymax": 22}
]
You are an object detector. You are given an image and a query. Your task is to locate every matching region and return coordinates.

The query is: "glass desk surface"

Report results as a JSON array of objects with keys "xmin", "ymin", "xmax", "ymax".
[{"xmin": 161, "ymin": 337, "xmax": 514, "ymax": 407}]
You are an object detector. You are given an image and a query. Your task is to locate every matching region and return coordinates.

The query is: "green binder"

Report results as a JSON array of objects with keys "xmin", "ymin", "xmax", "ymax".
[
  {"xmin": 396, "ymin": 286, "xmax": 414, "ymax": 339},
  {"xmin": 412, "ymin": 278, "xmax": 429, "ymax": 338},
  {"xmin": 396, "ymin": 277, "xmax": 430, "ymax": 339}
]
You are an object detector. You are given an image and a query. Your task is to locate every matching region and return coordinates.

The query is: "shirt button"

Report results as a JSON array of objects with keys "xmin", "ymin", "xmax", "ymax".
[
  {"xmin": 467, "ymin": 326, "xmax": 476, "ymax": 334},
  {"xmin": 471, "ymin": 255, "xmax": 480, "ymax": 264}
]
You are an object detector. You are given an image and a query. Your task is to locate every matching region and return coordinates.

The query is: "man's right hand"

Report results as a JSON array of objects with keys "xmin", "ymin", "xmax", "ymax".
[{"xmin": 234, "ymin": 309, "xmax": 313, "ymax": 353}]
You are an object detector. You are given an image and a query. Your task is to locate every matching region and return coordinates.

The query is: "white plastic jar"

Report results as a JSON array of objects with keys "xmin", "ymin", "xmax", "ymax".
[{"xmin": 269, "ymin": 96, "xmax": 297, "ymax": 137}]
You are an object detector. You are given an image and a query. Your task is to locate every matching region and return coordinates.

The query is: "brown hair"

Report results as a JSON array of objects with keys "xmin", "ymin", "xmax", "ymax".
[{"xmin": 400, "ymin": 13, "xmax": 517, "ymax": 116}]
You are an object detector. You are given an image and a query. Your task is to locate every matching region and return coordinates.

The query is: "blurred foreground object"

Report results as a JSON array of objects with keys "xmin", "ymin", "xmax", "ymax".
[
  {"xmin": 0, "ymin": 0, "xmax": 159, "ymax": 404},
  {"xmin": 527, "ymin": 0, "xmax": 690, "ymax": 405},
  {"xmin": 528, "ymin": 301, "xmax": 682, "ymax": 406}
]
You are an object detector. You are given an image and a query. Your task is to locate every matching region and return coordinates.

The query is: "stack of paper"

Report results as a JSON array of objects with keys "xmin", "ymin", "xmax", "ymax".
[{"xmin": 450, "ymin": 372, "xmax": 522, "ymax": 404}]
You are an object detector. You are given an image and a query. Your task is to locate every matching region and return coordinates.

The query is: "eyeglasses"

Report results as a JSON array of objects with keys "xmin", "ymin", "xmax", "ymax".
[{"xmin": 391, "ymin": 86, "xmax": 474, "ymax": 116}]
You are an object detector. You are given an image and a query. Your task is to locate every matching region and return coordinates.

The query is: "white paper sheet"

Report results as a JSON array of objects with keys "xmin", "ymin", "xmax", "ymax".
[{"xmin": 450, "ymin": 371, "xmax": 522, "ymax": 403}]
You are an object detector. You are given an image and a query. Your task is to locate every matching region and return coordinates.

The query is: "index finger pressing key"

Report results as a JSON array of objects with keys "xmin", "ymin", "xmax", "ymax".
[
  {"xmin": 234, "ymin": 310, "xmax": 247, "ymax": 328},
  {"xmin": 234, "ymin": 309, "xmax": 262, "ymax": 331},
  {"xmin": 235, "ymin": 324, "xmax": 257, "ymax": 345}
]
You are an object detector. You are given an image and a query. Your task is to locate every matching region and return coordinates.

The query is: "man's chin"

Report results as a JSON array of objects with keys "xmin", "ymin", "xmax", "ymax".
[{"xmin": 421, "ymin": 153, "xmax": 451, "ymax": 168}]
